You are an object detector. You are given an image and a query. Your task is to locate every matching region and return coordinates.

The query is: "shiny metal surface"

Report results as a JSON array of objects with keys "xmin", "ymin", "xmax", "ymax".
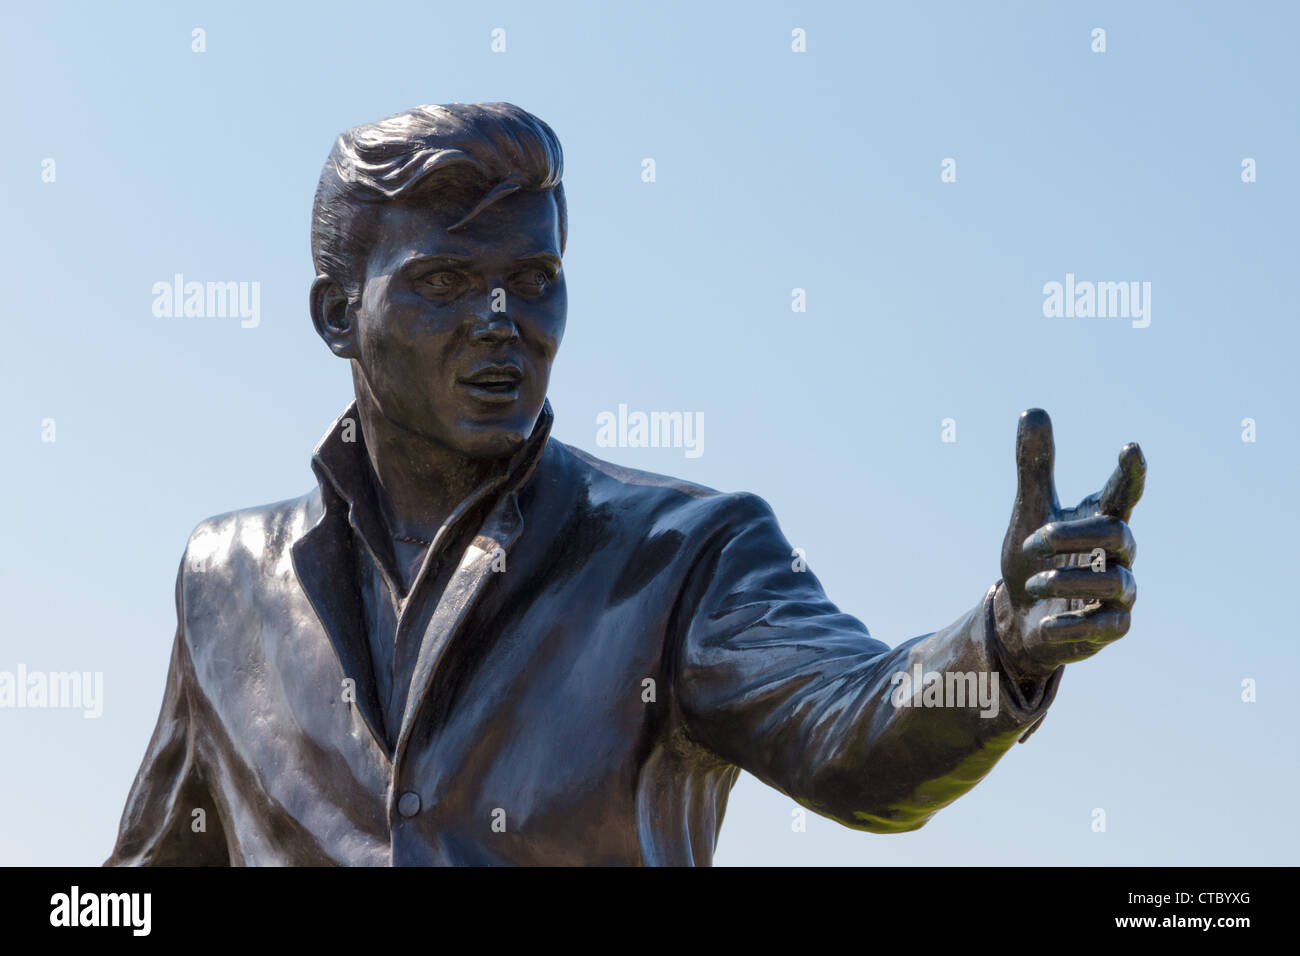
[{"xmin": 106, "ymin": 104, "xmax": 1143, "ymax": 866}]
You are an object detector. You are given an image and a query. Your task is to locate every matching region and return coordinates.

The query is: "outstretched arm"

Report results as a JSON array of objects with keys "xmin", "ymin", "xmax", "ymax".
[{"xmin": 674, "ymin": 409, "xmax": 1144, "ymax": 833}]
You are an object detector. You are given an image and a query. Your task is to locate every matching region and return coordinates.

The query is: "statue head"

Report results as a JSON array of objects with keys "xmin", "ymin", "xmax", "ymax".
[{"xmin": 310, "ymin": 103, "xmax": 567, "ymax": 460}]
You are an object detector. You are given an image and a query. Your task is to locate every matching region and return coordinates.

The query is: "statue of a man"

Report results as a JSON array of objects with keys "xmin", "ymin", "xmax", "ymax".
[{"xmin": 107, "ymin": 103, "xmax": 1145, "ymax": 866}]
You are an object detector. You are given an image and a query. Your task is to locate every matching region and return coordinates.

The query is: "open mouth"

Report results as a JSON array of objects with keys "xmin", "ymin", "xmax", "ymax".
[{"xmin": 458, "ymin": 365, "xmax": 523, "ymax": 402}]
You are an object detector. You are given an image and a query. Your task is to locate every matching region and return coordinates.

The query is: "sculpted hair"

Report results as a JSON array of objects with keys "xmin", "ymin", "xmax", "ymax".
[{"xmin": 311, "ymin": 102, "xmax": 567, "ymax": 299}]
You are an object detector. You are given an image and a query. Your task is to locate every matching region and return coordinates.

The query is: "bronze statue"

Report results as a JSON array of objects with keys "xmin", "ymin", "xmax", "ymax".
[{"xmin": 106, "ymin": 103, "xmax": 1145, "ymax": 866}]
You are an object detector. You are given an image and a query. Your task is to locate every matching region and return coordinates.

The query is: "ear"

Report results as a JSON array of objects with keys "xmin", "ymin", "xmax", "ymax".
[{"xmin": 310, "ymin": 275, "xmax": 358, "ymax": 359}]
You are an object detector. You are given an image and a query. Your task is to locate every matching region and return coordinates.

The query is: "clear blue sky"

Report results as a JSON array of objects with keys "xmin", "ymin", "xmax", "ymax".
[{"xmin": 2, "ymin": 0, "xmax": 1296, "ymax": 865}]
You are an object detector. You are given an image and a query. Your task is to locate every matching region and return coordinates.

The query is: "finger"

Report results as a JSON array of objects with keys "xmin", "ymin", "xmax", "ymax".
[
  {"xmin": 1025, "ymin": 565, "xmax": 1136, "ymax": 607},
  {"xmin": 1098, "ymin": 443, "xmax": 1146, "ymax": 521},
  {"xmin": 1002, "ymin": 409, "xmax": 1062, "ymax": 604},
  {"xmin": 1022, "ymin": 630, "xmax": 1107, "ymax": 666},
  {"xmin": 1038, "ymin": 606, "xmax": 1131, "ymax": 645},
  {"xmin": 1023, "ymin": 515, "xmax": 1136, "ymax": 566},
  {"xmin": 1012, "ymin": 408, "xmax": 1060, "ymax": 527}
]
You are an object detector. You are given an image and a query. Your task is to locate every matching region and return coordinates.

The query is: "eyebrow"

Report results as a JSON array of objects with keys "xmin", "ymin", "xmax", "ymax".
[
  {"xmin": 399, "ymin": 251, "xmax": 562, "ymax": 271},
  {"xmin": 517, "ymin": 252, "xmax": 562, "ymax": 270},
  {"xmin": 399, "ymin": 253, "xmax": 473, "ymax": 268}
]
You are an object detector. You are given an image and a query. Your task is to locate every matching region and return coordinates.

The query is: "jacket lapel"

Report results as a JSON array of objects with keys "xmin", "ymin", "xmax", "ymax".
[
  {"xmin": 290, "ymin": 493, "xmax": 391, "ymax": 759},
  {"xmin": 292, "ymin": 400, "xmax": 553, "ymax": 767},
  {"xmin": 289, "ymin": 403, "xmax": 393, "ymax": 761},
  {"xmin": 392, "ymin": 404, "xmax": 553, "ymax": 764},
  {"xmin": 392, "ymin": 493, "xmax": 525, "ymax": 763}
]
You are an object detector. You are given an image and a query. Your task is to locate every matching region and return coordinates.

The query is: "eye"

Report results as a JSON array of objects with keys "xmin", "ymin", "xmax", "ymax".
[
  {"xmin": 421, "ymin": 270, "xmax": 464, "ymax": 295},
  {"xmin": 513, "ymin": 268, "xmax": 551, "ymax": 294}
]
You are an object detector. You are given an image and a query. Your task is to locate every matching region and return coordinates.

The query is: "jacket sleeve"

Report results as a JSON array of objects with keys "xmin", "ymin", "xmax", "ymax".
[
  {"xmin": 104, "ymin": 556, "xmax": 231, "ymax": 866},
  {"xmin": 673, "ymin": 492, "xmax": 1063, "ymax": 833}
]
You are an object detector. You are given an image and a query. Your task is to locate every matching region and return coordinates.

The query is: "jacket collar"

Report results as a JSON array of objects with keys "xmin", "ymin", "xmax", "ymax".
[
  {"xmin": 307, "ymin": 400, "xmax": 554, "ymax": 593},
  {"xmin": 291, "ymin": 399, "xmax": 554, "ymax": 759}
]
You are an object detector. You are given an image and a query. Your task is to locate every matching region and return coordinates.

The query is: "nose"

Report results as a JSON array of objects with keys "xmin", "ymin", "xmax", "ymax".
[{"xmin": 470, "ymin": 291, "xmax": 520, "ymax": 345}]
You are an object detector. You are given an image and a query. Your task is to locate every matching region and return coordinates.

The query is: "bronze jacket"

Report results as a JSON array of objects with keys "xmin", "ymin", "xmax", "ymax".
[{"xmin": 106, "ymin": 402, "xmax": 1061, "ymax": 866}]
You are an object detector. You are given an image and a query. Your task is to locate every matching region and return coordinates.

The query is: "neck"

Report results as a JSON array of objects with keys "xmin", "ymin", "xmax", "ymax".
[{"xmin": 353, "ymin": 392, "xmax": 500, "ymax": 545}]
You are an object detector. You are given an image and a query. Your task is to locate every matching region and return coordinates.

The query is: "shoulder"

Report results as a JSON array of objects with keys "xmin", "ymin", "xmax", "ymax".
[
  {"xmin": 180, "ymin": 488, "xmax": 320, "ymax": 580},
  {"xmin": 544, "ymin": 439, "xmax": 779, "ymax": 532}
]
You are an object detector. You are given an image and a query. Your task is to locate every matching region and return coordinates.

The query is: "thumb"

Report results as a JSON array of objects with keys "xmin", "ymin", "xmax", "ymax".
[
  {"xmin": 1001, "ymin": 408, "xmax": 1060, "ymax": 601},
  {"xmin": 1012, "ymin": 407, "xmax": 1059, "ymax": 529}
]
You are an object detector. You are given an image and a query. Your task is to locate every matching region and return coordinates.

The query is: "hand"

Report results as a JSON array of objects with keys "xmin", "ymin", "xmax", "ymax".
[{"xmin": 994, "ymin": 409, "xmax": 1146, "ymax": 681}]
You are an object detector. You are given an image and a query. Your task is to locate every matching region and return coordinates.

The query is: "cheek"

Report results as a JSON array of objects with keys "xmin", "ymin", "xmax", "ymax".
[
  {"xmin": 357, "ymin": 291, "xmax": 445, "ymax": 369},
  {"xmin": 550, "ymin": 289, "xmax": 568, "ymax": 346},
  {"xmin": 529, "ymin": 292, "xmax": 567, "ymax": 356},
  {"xmin": 355, "ymin": 282, "xmax": 397, "ymax": 367},
  {"xmin": 356, "ymin": 318, "xmax": 398, "ymax": 376}
]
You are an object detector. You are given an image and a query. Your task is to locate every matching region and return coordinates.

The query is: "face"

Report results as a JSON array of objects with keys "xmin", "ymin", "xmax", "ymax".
[{"xmin": 317, "ymin": 186, "xmax": 566, "ymax": 460}]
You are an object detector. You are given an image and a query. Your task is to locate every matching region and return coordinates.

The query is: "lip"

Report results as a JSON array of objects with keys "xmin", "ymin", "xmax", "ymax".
[{"xmin": 457, "ymin": 364, "xmax": 524, "ymax": 404}]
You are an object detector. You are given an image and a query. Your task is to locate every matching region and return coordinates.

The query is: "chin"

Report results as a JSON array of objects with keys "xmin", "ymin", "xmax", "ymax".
[{"xmin": 450, "ymin": 420, "xmax": 533, "ymax": 460}]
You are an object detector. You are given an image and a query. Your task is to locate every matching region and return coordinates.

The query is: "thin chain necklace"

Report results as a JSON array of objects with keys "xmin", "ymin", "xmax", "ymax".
[{"xmin": 392, "ymin": 532, "xmax": 431, "ymax": 546}]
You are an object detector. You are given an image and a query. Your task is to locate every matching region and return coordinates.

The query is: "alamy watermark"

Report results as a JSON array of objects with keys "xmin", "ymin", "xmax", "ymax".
[
  {"xmin": 596, "ymin": 404, "xmax": 703, "ymax": 458},
  {"xmin": 50, "ymin": 886, "xmax": 150, "ymax": 936},
  {"xmin": 152, "ymin": 274, "xmax": 260, "ymax": 328},
  {"xmin": 889, "ymin": 663, "xmax": 1000, "ymax": 718},
  {"xmin": 0, "ymin": 664, "xmax": 103, "ymax": 718},
  {"xmin": 1042, "ymin": 273, "xmax": 1150, "ymax": 328}
]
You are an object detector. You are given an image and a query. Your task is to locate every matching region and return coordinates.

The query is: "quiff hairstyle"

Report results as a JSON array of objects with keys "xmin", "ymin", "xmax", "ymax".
[{"xmin": 311, "ymin": 102, "xmax": 566, "ymax": 300}]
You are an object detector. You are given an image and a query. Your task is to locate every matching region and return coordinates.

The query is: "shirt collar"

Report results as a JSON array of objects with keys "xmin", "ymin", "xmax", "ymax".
[{"xmin": 309, "ymin": 399, "xmax": 554, "ymax": 590}]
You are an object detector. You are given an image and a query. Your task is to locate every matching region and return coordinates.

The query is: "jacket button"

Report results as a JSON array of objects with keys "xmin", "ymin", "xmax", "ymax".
[{"xmin": 397, "ymin": 791, "xmax": 421, "ymax": 818}]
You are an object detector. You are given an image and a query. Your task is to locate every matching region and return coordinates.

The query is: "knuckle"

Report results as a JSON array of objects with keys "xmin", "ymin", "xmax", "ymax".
[{"xmin": 1119, "ymin": 567, "xmax": 1137, "ymax": 604}]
